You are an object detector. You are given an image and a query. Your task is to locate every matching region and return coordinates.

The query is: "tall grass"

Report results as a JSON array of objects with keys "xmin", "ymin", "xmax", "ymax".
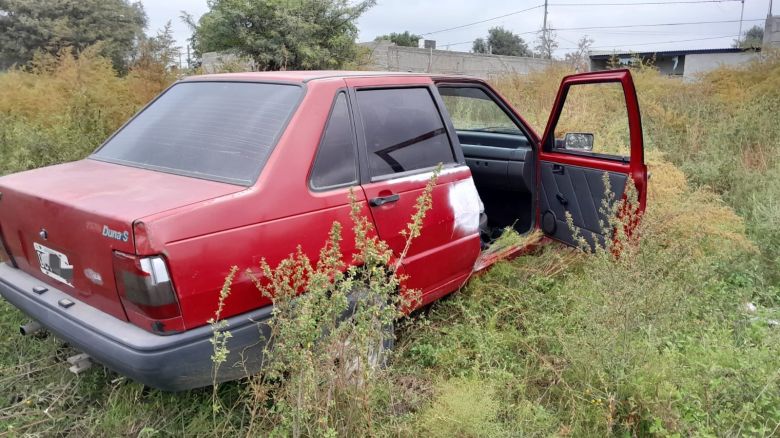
[
  {"xmin": 492, "ymin": 52, "xmax": 780, "ymax": 284},
  {"xmin": 0, "ymin": 47, "xmax": 175, "ymax": 175},
  {"xmin": 397, "ymin": 158, "xmax": 778, "ymax": 436},
  {"xmin": 0, "ymin": 49, "xmax": 779, "ymax": 435}
]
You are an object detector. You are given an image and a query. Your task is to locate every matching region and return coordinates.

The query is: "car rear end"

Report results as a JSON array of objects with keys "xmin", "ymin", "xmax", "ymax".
[{"xmin": 0, "ymin": 78, "xmax": 305, "ymax": 390}]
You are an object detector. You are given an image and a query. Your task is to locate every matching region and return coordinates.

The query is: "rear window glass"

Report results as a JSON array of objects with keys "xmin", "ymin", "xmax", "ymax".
[{"xmin": 92, "ymin": 82, "xmax": 303, "ymax": 186}]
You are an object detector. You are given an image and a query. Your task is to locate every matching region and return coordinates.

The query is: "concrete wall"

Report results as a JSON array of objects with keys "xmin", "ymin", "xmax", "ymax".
[
  {"xmin": 765, "ymin": 15, "xmax": 780, "ymax": 48},
  {"xmin": 683, "ymin": 52, "xmax": 761, "ymax": 80},
  {"xmin": 360, "ymin": 41, "xmax": 553, "ymax": 79}
]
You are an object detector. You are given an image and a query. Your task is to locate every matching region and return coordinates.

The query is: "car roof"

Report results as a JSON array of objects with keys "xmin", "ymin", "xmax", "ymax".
[{"xmin": 181, "ymin": 70, "xmax": 482, "ymax": 84}]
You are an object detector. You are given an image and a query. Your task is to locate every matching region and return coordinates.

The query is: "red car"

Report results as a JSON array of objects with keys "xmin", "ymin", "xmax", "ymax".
[{"xmin": 0, "ymin": 70, "xmax": 646, "ymax": 390}]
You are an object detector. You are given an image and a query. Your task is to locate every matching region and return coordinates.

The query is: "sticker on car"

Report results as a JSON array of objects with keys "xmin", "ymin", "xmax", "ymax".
[{"xmin": 33, "ymin": 242, "xmax": 74, "ymax": 286}]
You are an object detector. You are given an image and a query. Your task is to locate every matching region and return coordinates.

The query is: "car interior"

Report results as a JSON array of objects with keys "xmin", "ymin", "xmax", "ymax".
[{"xmin": 437, "ymin": 85, "xmax": 536, "ymax": 246}]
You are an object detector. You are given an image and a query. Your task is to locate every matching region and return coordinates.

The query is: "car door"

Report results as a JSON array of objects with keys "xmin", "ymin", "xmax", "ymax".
[
  {"xmin": 348, "ymin": 80, "xmax": 482, "ymax": 304},
  {"xmin": 538, "ymin": 69, "xmax": 647, "ymax": 249}
]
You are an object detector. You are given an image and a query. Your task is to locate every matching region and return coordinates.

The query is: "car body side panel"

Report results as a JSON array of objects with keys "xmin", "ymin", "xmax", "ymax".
[
  {"xmin": 360, "ymin": 167, "xmax": 482, "ymax": 302},
  {"xmin": 133, "ymin": 78, "xmax": 374, "ymax": 329},
  {"xmin": 165, "ymin": 193, "xmax": 368, "ymax": 327}
]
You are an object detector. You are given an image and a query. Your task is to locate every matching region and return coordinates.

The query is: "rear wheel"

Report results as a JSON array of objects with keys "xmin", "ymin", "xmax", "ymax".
[{"xmin": 332, "ymin": 287, "xmax": 395, "ymax": 385}]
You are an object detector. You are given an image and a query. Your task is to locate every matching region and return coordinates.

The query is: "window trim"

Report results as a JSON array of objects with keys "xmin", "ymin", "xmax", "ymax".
[
  {"xmin": 543, "ymin": 82, "xmax": 632, "ymax": 163},
  {"xmin": 435, "ymin": 83, "xmax": 536, "ymax": 148},
  {"xmin": 351, "ymin": 85, "xmax": 459, "ymax": 182},
  {"xmin": 307, "ymin": 90, "xmax": 360, "ymax": 192},
  {"xmin": 369, "ymin": 162, "xmax": 462, "ymax": 184},
  {"xmin": 90, "ymin": 80, "xmax": 306, "ymax": 187}
]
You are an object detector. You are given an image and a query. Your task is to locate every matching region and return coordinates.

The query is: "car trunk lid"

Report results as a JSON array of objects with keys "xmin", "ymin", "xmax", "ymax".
[{"xmin": 0, "ymin": 159, "xmax": 245, "ymax": 320}]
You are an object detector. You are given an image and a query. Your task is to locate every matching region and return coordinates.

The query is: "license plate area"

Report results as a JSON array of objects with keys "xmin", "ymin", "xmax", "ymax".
[{"xmin": 33, "ymin": 242, "xmax": 74, "ymax": 286}]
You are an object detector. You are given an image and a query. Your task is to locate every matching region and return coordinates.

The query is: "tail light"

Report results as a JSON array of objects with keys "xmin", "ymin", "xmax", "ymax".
[{"xmin": 112, "ymin": 251, "xmax": 184, "ymax": 334}]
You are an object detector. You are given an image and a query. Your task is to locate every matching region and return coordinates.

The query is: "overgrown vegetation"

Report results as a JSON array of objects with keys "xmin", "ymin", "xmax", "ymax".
[
  {"xmin": 0, "ymin": 0, "xmax": 148, "ymax": 72},
  {"xmin": 0, "ymin": 48, "xmax": 175, "ymax": 175},
  {"xmin": 206, "ymin": 176, "xmax": 437, "ymax": 436},
  {"xmin": 1, "ymin": 49, "xmax": 779, "ymax": 436},
  {"xmin": 186, "ymin": 0, "xmax": 375, "ymax": 70}
]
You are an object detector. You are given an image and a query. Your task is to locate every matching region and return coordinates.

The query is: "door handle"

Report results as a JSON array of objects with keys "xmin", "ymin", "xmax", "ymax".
[
  {"xmin": 369, "ymin": 194, "xmax": 400, "ymax": 207},
  {"xmin": 552, "ymin": 164, "xmax": 565, "ymax": 175}
]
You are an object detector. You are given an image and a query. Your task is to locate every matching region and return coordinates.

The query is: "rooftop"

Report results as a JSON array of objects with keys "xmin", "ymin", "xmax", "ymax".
[
  {"xmin": 589, "ymin": 47, "xmax": 760, "ymax": 60},
  {"xmin": 181, "ymin": 70, "xmax": 476, "ymax": 84}
]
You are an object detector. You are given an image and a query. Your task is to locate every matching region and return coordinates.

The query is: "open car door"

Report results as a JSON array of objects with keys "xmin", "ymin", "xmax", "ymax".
[{"xmin": 538, "ymin": 69, "xmax": 647, "ymax": 249}]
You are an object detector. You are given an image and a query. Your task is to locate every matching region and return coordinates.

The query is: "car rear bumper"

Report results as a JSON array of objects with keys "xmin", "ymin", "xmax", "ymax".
[{"xmin": 0, "ymin": 263, "xmax": 272, "ymax": 391}]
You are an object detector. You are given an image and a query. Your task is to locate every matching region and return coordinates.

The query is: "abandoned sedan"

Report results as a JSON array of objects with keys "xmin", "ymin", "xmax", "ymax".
[{"xmin": 0, "ymin": 70, "xmax": 646, "ymax": 390}]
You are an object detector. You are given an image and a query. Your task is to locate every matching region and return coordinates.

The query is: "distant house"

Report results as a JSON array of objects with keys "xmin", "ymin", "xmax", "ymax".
[{"xmin": 589, "ymin": 48, "xmax": 761, "ymax": 80}]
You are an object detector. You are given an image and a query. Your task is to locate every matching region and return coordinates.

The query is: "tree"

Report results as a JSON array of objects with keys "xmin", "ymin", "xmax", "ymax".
[
  {"xmin": 733, "ymin": 25, "xmax": 764, "ymax": 49},
  {"xmin": 130, "ymin": 22, "xmax": 181, "ymax": 92},
  {"xmin": 375, "ymin": 31, "xmax": 422, "ymax": 47},
  {"xmin": 189, "ymin": 0, "xmax": 375, "ymax": 71},
  {"xmin": 471, "ymin": 27, "xmax": 531, "ymax": 56},
  {"xmin": 535, "ymin": 25, "xmax": 559, "ymax": 59},
  {"xmin": 564, "ymin": 35, "xmax": 594, "ymax": 72},
  {"xmin": 0, "ymin": 0, "xmax": 147, "ymax": 72},
  {"xmin": 472, "ymin": 38, "xmax": 488, "ymax": 54}
]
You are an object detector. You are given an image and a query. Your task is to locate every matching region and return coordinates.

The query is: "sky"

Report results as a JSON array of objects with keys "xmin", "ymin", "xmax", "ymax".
[{"xmin": 141, "ymin": 0, "xmax": 774, "ymax": 59}]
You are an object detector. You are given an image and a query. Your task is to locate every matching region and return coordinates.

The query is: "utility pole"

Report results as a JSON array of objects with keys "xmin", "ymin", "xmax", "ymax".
[
  {"xmin": 541, "ymin": 0, "xmax": 550, "ymax": 58},
  {"xmin": 738, "ymin": 0, "xmax": 745, "ymax": 42}
]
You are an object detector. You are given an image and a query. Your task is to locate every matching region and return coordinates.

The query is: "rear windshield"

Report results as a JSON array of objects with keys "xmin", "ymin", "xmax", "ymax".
[{"xmin": 92, "ymin": 81, "xmax": 303, "ymax": 186}]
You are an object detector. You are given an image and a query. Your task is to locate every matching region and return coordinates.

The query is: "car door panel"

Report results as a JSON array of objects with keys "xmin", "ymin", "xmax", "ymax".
[
  {"xmin": 538, "ymin": 69, "xmax": 647, "ymax": 248},
  {"xmin": 361, "ymin": 167, "xmax": 481, "ymax": 303},
  {"xmin": 539, "ymin": 162, "xmax": 627, "ymax": 248},
  {"xmin": 461, "ymin": 144, "xmax": 534, "ymax": 193},
  {"xmin": 347, "ymin": 79, "xmax": 481, "ymax": 303}
]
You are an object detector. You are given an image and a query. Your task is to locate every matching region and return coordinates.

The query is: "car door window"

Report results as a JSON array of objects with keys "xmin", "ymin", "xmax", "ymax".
[
  {"xmin": 356, "ymin": 87, "xmax": 455, "ymax": 177},
  {"xmin": 438, "ymin": 87, "xmax": 523, "ymax": 136},
  {"xmin": 550, "ymin": 82, "xmax": 631, "ymax": 161},
  {"xmin": 310, "ymin": 92, "xmax": 358, "ymax": 189}
]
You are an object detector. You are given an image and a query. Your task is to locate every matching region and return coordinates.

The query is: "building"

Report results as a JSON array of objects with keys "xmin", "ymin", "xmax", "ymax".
[
  {"xmin": 589, "ymin": 48, "xmax": 762, "ymax": 80},
  {"xmin": 766, "ymin": 14, "xmax": 780, "ymax": 47},
  {"xmin": 589, "ymin": 14, "xmax": 780, "ymax": 80}
]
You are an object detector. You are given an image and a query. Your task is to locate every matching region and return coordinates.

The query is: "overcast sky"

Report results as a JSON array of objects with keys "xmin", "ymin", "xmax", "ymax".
[{"xmin": 142, "ymin": 0, "xmax": 774, "ymax": 60}]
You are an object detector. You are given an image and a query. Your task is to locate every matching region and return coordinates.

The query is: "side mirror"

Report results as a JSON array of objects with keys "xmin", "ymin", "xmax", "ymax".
[{"xmin": 563, "ymin": 132, "xmax": 594, "ymax": 151}]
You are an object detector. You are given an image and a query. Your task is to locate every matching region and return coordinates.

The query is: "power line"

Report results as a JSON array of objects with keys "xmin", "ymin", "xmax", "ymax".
[
  {"xmin": 420, "ymin": 0, "xmax": 746, "ymax": 39},
  {"xmin": 551, "ymin": 0, "xmax": 741, "ymax": 5},
  {"xmin": 558, "ymin": 34, "xmax": 740, "ymax": 50},
  {"xmin": 421, "ymin": 4, "xmax": 543, "ymax": 36},
  {"xmin": 442, "ymin": 28, "xmax": 541, "ymax": 48},
  {"xmin": 550, "ymin": 17, "xmax": 764, "ymax": 31},
  {"xmin": 442, "ymin": 18, "xmax": 761, "ymax": 48}
]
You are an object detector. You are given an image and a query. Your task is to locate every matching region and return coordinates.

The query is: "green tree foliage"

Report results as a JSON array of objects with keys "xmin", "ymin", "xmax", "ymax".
[
  {"xmin": 374, "ymin": 31, "xmax": 422, "ymax": 47},
  {"xmin": 189, "ymin": 0, "xmax": 375, "ymax": 71},
  {"xmin": 472, "ymin": 27, "xmax": 531, "ymax": 57},
  {"xmin": 472, "ymin": 38, "xmax": 488, "ymax": 54},
  {"xmin": 134, "ymin": 21, "xmax": 181, "ymax": 71},
  {"xmin": 734, "ymin": 25, "xmax": 764, "ymax": 49},
  {"xmin": 0, "ymin": 0, "xmax": 147, "ymax": 72}
]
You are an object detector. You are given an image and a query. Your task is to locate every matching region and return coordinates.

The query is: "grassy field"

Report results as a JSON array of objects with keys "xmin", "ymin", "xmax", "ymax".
[{"xmin": 1, "ymin": 50, "xmax": 779, "ymax": 436}]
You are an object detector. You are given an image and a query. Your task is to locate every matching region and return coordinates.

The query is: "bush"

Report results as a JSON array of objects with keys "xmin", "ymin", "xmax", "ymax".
[
  {"xmin": 394, "ymin": 154, "xmax": 780, "ymax": 435},
  {"xmin": 208, "ymin": 171, "xmax": 438, "ymax": 436},
  {"xmin": 492, "ymin": 53, "xmax": 780, "ymax": 285},
  {"xmin": 0, "ymin": 47, "xmax": 174, "ymax": 175}
]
